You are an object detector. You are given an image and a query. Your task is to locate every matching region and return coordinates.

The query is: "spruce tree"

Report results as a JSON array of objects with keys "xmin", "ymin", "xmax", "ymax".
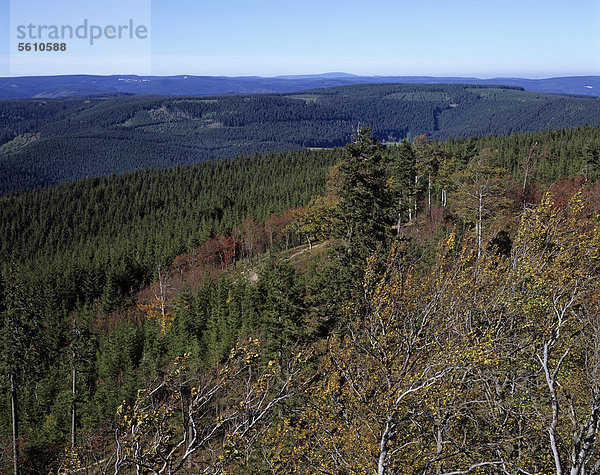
[
  {"xmin": 323, "ymin": 127, "xmax": 395, "ymax": 331},
  {"xmin": 0, "ymin": 269, "xmax": 42, "ymax": 475},
  {"xmin": 257, "ymin": 258, "xmax": 304, "ymax": 361},
  {"xmin": 337, "ymin": 126, "xmax": 394, "ymax": 261}
]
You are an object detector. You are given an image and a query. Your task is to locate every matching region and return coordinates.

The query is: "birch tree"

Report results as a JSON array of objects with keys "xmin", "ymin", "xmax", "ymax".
[
  {"xmin": 113, "ymin": 338, "xmax": 303, "ymax": 474},
  {"xmin": 510, "ymin": 192, "xmax": 600, "ymax": 474},
  {"xmin": 268, "ymin": 241, "xmax": 457, "ymax": 474},
  {"xmin": 452, "ymin": 150, "xmax": 507, "ymax": 258}
]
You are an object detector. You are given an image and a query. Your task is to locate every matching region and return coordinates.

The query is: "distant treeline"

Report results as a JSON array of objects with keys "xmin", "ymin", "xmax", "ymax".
[
  {"xmin": 0, "ymin": 149, "xmax": 337, "ymax": 312},
  {"xmin": 1, "ymin": 83, "xmax": 600, "ymax": 193}
]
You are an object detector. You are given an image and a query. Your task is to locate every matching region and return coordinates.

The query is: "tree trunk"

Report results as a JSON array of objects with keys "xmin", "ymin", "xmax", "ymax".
[
  {"xmin": 377, "ymin": 414, "xmax": 395, "ymax": 475},
  {"xmin": 72, "ymin": 351, "xmax": 77, "ymax": 448},
  {"xmin": 428, "ymin": 174, "xmax": 431, "ymax": 216},
  {"xmin": 397, "ymin": 196, "xmax": 403, "ymax": 235},
  {"xmin": 414, "ymin": 175, "xmax": 418, "ymax": 220},
  {"xmin": 477, "ymin": 192, "xmax": 483, "ymax": 258},
  {"xmin": 568, "ymin": 398, "xmax": 600, "ymax": 474},
  {"xmin": 11, "ymin": 372, "xmax": 18, "ymax": 475},
  {"xmin": 435, "ymin": 422, "xmax": 443, "ymax": 474}
]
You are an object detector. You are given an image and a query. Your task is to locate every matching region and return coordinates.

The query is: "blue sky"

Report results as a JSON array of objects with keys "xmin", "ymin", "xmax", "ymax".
[{"xmin": 1, "ymin": 0, "xmax": 599, "ymax": 77}]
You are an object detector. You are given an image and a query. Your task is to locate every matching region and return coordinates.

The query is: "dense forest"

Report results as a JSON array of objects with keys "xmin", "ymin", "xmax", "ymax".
[
  {"xmin": 2, "ymin": 74, "xmax": 599, "ymax": 100},
  {"xmin": 2, "ymin": 84, "xmax": 600, "ymax": 194},
  {"xmin": 3, "ymin": 124, "xmax": 600, "ymax": 473}
]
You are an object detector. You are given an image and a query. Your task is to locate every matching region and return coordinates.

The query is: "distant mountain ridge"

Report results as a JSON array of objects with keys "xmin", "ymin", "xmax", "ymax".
[{"xmin": 0, "ymin": 73, "xmax": 599, "ymax": 100}]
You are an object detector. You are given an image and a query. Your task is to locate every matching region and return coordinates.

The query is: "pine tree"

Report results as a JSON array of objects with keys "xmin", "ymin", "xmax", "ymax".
[
  {"xmin": 0, "ymin": 269, "xmax": 42, "ymax": 475},
  {"xmin": 335, "ymin": 126, "xmax": 394, "ymax": 272}
]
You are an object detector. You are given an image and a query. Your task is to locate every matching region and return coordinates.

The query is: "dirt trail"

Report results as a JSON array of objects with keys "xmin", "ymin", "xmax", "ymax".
[{"xmin": 288, "ymin": 241, "xmax": 327, "ymax": 259}]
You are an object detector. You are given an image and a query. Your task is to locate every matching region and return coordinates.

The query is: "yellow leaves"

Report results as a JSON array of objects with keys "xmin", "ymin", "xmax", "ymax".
[
  {"xmin": 227, "ymin": 338, "xmax": 261, "ymax": 367},
  {"xmin": 270, "ymin": 188, "xmax": 600, "ymax": 471},
  {"xmin": 289, "ymin": 193, "xmax": 340, "ymax": 243},
  {"xmin": 137, "ymin": 300, "xmax": 175, "ymax": 334},
  {"xmin": 445, "ymin": 330, "xmax": 499, "ymax": 371},
  {"xmin": 568, "ymin": 190, "xmax": 585, "ymax": 215},
  {"xmin": 438, "ymin": 231, "xmax": 457, "ymax": 258},
  {"xmin": 59, "ymin": 446, "xmax": 82, "ymax": 473},
  {"xmin": 517, "ymin": 190, "xmax": 596, "ymax": 263},
  {"xmin": 385, "ymin": 175, "xmax": 396, "ymax": 190},
  {"xmin": 511, "ymin": 189, "xmax": 600, "ymax": 341},
  {"xmin": 280, "ymin": 243, "xmax": 460, "ymax": 472}
]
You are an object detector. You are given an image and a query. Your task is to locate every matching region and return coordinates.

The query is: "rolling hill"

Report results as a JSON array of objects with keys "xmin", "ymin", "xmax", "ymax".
[
  {"xmin": 2, "ymin": 83, "xmax": 600, "ymax": 194},
  {"xmin": 1, "ymin": 73, "xmax": 599, "ymax": 99}
]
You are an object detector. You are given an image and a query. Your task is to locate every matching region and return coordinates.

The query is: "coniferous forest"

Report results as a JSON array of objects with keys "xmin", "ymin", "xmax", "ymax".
[
  {"xmin": 3, "ymin": 116, "xmax": 600, "ymax": 474},
  {"xmin": 0, "ymin": 75, "xmax": 600, "ymax": 475},
  {"xmin": 3, "ymin": 84, "xmax": 600, "ymax": 194}
]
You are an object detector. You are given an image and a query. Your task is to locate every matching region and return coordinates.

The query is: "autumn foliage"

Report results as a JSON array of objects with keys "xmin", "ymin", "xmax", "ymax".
[{"xmin": 262, "ymin": 191, "xmax": 600, "ymax": 473}]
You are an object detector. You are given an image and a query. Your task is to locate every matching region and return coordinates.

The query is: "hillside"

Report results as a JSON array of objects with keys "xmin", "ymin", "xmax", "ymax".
[
  {"xmin": 3, "ymin": 126, "xmax": 600, "ymax": 472},
  {"xmin": 1, "ymin": 73, "xmax": 600, "ymax": 99},
  {"xmin": 2, "ymin": 83, "xmax": 600, "ymax": 194}
]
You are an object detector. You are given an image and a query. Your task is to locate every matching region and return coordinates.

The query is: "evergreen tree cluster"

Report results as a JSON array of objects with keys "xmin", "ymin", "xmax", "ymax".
[{"xmin": 2, "ymin": 83, "xmax": 600, "ymax": 194}]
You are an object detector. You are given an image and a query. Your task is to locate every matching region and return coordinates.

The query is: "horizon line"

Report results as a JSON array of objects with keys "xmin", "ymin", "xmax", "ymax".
[{"xmin": 2, "ymin": 72, "xmax": 600, "ymax": 80}]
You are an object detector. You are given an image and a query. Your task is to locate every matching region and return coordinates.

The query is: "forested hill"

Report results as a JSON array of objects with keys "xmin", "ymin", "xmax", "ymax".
[
  {"xmin": 2, "ymin": 83, "xmax": 600, "ymax": 194},
  {"xmin": 1, "ymin": 73, "xmax": 600, "ymax": 99},
  {"xmin": 4, "ymin": 125, "xmax": 600, "ymax": 472}
]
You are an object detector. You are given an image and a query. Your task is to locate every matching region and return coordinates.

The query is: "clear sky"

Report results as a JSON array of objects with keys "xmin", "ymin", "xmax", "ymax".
[{"xmin": 1, "ymin": 0, "xmax": 599, "ymax": 78}]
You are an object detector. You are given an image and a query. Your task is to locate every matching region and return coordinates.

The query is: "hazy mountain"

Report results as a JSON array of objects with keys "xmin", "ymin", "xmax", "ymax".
[{"xmin": 0, "ymin": 73, "xmax": 599, "ymax": 100}]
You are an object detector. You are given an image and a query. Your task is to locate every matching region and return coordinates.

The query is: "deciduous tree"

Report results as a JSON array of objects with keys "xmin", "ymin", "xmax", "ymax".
[
  {"xmin": 452, "ymin": 150, "xmax": 508, "ymax": 258},
  {"xmin": 114, "ymin": 338, "xmax": 302, "ymax": 474}
]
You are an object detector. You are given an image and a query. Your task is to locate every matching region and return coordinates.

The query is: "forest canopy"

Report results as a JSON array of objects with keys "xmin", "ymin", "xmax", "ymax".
[
  {"xmin": 1, "ymin": 83, "xmax": 600, "ymax": 194},
  {"xmin": 2, "ymin": 125, "xmax": 600, "ymax": 473}
]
